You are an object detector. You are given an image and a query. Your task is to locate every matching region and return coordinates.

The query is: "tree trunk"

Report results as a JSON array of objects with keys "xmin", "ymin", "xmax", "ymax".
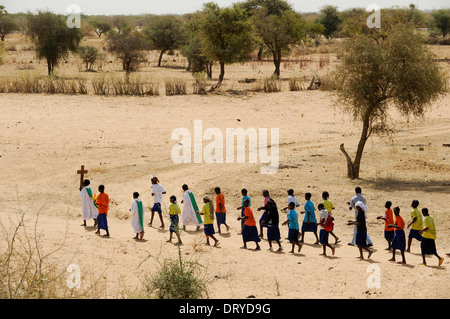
[
  {"xmin": 257, "ymin": 45, "xmax": 263, "ymax": 60},
  {"xmin": 207, "ymin": 63, "xmax": 212, "ymax": 79},
  {"xmin": 47, "ymin": 58, "xmax": 52, "ymax": 76},
  {"xmin": 158, "ymin": 49, "xmax": 166, "ymax": 67},
  {"xmin": 272, "ymin": 49, "xmax": 282, "ymax": 79},
  {"xmin": 210, "ymin": 62, "xmax": 224, "ymax": 92},
  {"xmin": 339, "ymin": 117, "xmax": 371, "ymax": 179}
]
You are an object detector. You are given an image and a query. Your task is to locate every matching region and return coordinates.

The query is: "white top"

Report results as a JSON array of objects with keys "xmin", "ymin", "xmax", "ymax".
[
  {"xmin": 287, "ymin": 195, "xmax": 300, "ymax": 207},
  {"xmin": 319, "ymin": 209, "xmax": 329, "ymax": 228},
  {"xmin": 80, "ymin": 186, "xmax": 98, "ymax": 220},
  {"xmin": 151, "ymin": 183, "xmax": 166, "ymax": 203}
]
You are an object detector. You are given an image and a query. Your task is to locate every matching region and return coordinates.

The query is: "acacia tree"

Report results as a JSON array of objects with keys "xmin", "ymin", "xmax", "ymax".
[
  {"xmin": 143, "ymin": 15, "xmax": 185, "ymax": 67},
  {"xmin": 0, "ymin": 7, "xmax": 18, "ymax": 42},
  {"xmin": 198, "ymin": 2, "xmax": 256, "ymax": 90},
  {"xmin": 25, "ymin": 10, "xmax": 82, "ymax": 75},
  {"xmin": 107, "ymin": 29, "xmax": 149, "ymax": 75},
  {"xmin": 90, "ymin": 20, "xmax": 112, "ymax": 38},
  {"xmin": 319, "ymin": 5, "xmax": 341, "ymax": 39},
  {"xmin": 334, "ymin": 24, "xmax": 447, "ymax": 179},
  {"xmin": 245, "ymin": 0, "xmax": 306, "ymax": 78}
]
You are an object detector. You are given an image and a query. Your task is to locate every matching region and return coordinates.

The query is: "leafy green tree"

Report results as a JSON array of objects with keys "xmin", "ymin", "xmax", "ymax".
[
  {"xmin": 198, "ymin": 2, "xmax": 256, "ymax": 89},
  {"xmin": 248, "ymin": 1, "xmax": 306, "ymax": 78},
  {"xmin": 90, "ymin": 20, "xmax": 112, "ymax": 38},
  {"xmin": 334, "ymin": 24, "xmax": 447, "ymax": 179},
  {"xmin": 78, "ymin": 45, "xmax": 105, "ymax": 71},
  {"xmin": 107, "ymin": 30, "xmax": 149, "ymax": 74},
  {"xmin": 143, "ymin": 15, "xmax": 185, "ymax": 67},
  {"xmin": 0, "ymin": 14, "xmax": 18, "ymax": 41},
  {"xmin": 319, "ymin": 5, "xmax": 341, "ymax": 39},
  {"xmin": 431, "ymin": 9, "xmax": 450, "ymax": 37},
  {"xmin": 180, "ymin": 13, "xmax": 214, "ymax": 77},
  {"xmin": 25, "ymin": 10, "xmax": 82, "ymax": 75}
]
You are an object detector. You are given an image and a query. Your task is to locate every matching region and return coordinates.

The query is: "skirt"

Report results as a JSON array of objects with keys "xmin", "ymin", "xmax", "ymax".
[
  {"xmin": 408, "ymin": 229, "xmax": 423, "ymax": 241},
  {"xmin": 242, "ymin": 225, "xmax": 261, "ymax": 243},
  {"xmin": 215, "ymin": 212, "xmax": 226, "ymax": 226},
  {"xmin": 169, "ymin": 215, "xmax": 179, "ymax": 233},
  {"xmin": 301, "ymin": 222, "xmax": 317, "ymax": 233},
  {"xmin": 392, "ymin": 229, "xmax": 406, "ymax": 251},
  {"xmin": 421, "ymin": 237, "xmax": 437, "ymax": 255},
  {"xmin": 288, "ymin": 228, "xmax": 299, "ymax": 243},
  {"xmin": 319, "ymin": 229, "xmax": 329, "ymax": 245},
  {"xmin": 204, "ymin": 224, "xmax": 215, "ymax": 236},
  {"xmin": 355, "ymin": 230, "xmax": 368, "ymax": 248},
  {"xmin": 384, "ymin": 230, "xmax": 395, "ymax": 241},
  {"xmin": 97, "ymin": 213, "xmax": 108, "ymax": 231},
  {"xmin": 267, "ymin": 226, "xmax": 281, "ymax": 241},
  {"xmin": 259, "ymin": 211, "xmax": 268, "ymax": 227}
]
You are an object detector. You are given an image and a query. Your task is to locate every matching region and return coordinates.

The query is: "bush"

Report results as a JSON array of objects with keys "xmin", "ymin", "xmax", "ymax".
[
  {"xmin": 78, "ymin": 46, "xmax": 105, "ymax": 71},
  {"xmin": 164, "ymin": 77, "xmax": 187, "ymax": 96},
  {"xmin": 141, "ymin": 248, "xmax": 209, "ymax": 299},
  {"xmin": 263, "ymin": 77, "xmax": 282, "ymax": 93}
]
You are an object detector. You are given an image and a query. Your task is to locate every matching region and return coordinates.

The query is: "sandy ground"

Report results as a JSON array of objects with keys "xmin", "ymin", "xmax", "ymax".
[{"xmin": 0, "ymin": 34, "xmax": 449, "ymax": 299}]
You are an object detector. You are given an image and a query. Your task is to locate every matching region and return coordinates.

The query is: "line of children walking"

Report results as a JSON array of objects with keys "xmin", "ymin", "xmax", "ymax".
[{"xmin": 80, "ymin": 179, "xmax": 444, "ymax": 266}]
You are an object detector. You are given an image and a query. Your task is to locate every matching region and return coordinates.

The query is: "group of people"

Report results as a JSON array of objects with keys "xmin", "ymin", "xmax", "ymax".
[{"xmin": 79, "ymin": 178, "xmax": 446, "ymax": 266}]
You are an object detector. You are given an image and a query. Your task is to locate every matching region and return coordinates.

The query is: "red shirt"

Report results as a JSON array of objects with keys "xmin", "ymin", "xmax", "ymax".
[
  {"xmin": 244, "ymin": 207, "xmax": 256, "ymax": 226},
  {"xmin": 215, "ymin": 193, "xmax": 226, "ymax": 213},
  {"xmin": 96, "ymin": 193, "xmax": 110, "ymax": 215}
]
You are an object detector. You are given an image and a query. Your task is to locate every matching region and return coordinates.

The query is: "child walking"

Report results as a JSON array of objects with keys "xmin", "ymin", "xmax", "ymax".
[
  {"xmin": 167, "ymin": 195, "xmax": 182, "ymax": 245},
  {"xmin": 95, "ymin": 185, "xmax": 110, "ymax": 237},
  {"xmin": 237, "ymin": 198, "xmax": 261, "ymax": 250},
  {"xmin": 406, "ymin": 199, "xmax": 423, "ymax": 252},
  {"xmin": 149, "ymin": 175, "xmax": 166, "ymax": 229},
  {"xmin": 236, "ymin": 188, "xmax": 251, "ymax": 235},
  {"xmin": 419, "ymin": 208, "xmax": 444, "ymax": 266},
  {"xmin": 388, "ymin": 206, "xmax": 406, "ymax": 264},
  {"xmin": 300, "ymin": 193, "xmax": 319, "ymax": 244},
  {"xmin": 282, "ymin": 202, "xmax": 302, "ymax": 253},
  {"xmin": 200, "ymin": 195, "xmax": 220, "ymax": 247},
  {"xmin": 347, "ymin": 201, "xmax": 374, "ymax": 260},
  {"xmin": 322, "ymin": 191, "xmax": 340, "ymax": 244},
  {"xmin": 215, "ymin": 187, "xmax": 229, "ymax": 233},
  {"xmin": 377, "ymin": 201, "xmax": 395, "ymax": 251},
  {"xmin": 318, "ymin": 203, "xmax": 335, "ymax": 256},
  {"xmin": 261, "ymin": 200, "xmax": 282, "ymax": 252}
]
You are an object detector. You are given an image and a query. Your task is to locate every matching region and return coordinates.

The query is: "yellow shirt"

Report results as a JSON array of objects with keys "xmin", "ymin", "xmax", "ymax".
[
  {"xmin": 322, "ymin": 200, "xmax": 335, "ymax": 213},
  {"xmin": 202, "ymin": 203, "xmax": 214, "ymax": 225},
  {"xmin": 411, "ymin": 208, "xmax": 423, "ymax": 230},
  {"xmin": 169, "ymin": 203, "xmax": 181, "ymax": 215},
  {"xmin": 422, "ymin": 215, "xmax": 436, "ymax": 239}
]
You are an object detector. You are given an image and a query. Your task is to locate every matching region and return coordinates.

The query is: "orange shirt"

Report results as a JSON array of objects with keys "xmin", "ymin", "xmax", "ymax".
[
  {"xmin": 243, "ymin": 207, "xmax": 256, "ymax": 226},
  {"xmin": 394, "ymin": 215, "xmax": 405, "ymax": 230},
  {"xmin": 96, "ymin": 192, "xmax": 110, "ymax": 215},
  {"xmin": 384, "ymin": 209, "xmax": 395, "ymax": 231},
  {"xmin": 215, "ymin": 193, "xmax": 226, "ymax": 213}
]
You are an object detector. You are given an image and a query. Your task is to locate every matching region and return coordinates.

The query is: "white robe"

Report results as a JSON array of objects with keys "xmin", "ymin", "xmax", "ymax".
[
  {"xmin": 80, "ymin": 186, "xmax": 98, "ymax": 220},
  {"xmin": 182, "ymin": 190, "xmax": 203, "ymax": 227},
  {"xmin": 131, "ymin": 198, "xmax": 144, "ymax": 234}
]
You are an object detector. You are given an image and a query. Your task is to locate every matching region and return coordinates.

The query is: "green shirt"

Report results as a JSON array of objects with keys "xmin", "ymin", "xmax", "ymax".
[
  {"xmin": 422, "ymin": 215, "xmax": 436, "ymax": 240},
  {"xmin": 410, "ymin": 208, "xmax": 423, "ymax": 230}
]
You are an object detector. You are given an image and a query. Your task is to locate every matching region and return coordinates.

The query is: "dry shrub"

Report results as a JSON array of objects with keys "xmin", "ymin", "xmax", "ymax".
[
  {"xmin": 109, "ymin": 73, "xmax": 159, "ymax": 96},
  {"xmin": 164, "ymin": 77, "xmax": 187, "ymax": 96},
  {"xmin": 289, "ymin": 76, "xmax": 305, "ymax": 91},
  {"xmin": 263, "ymin": 77, "xmax": 282, "ymax": 93},
  {"xmin": 92, "ymin": 73, "xmax": 110, "ymax": 95},
  {"xmin": 318, "ymin": 72, "xmax": 337, "ymax": 91},
  {"xmin": 139, "ymin": 246, "xmax": 209, "ymax": 299},
  {"xmin": 192, "ymin": 72, "xmax": 208, "ymax": 95}
]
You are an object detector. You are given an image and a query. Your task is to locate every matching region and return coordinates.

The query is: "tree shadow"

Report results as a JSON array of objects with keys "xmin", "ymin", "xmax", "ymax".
[{"xmin": 359, "ymin": 177, "xmax": 450, "ymax": 194}]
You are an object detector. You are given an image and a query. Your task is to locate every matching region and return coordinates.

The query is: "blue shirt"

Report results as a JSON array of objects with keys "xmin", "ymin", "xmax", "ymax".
[
  {"xmin": 287, "ymin": 209, "xmax": 299, "ymax": 230},
  {"xmin": 242, "ymin": 195, "xmax": 251, "ymax": 207},
  {"xmin": 303, "ymin": 200, "xmax": 317, "ymax": 223}
]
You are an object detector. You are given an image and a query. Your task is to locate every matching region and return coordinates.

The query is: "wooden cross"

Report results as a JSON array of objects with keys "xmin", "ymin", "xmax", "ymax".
[{"xmin": 77, "ymin": 165, "xmax": 88, "ymax": 190}]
